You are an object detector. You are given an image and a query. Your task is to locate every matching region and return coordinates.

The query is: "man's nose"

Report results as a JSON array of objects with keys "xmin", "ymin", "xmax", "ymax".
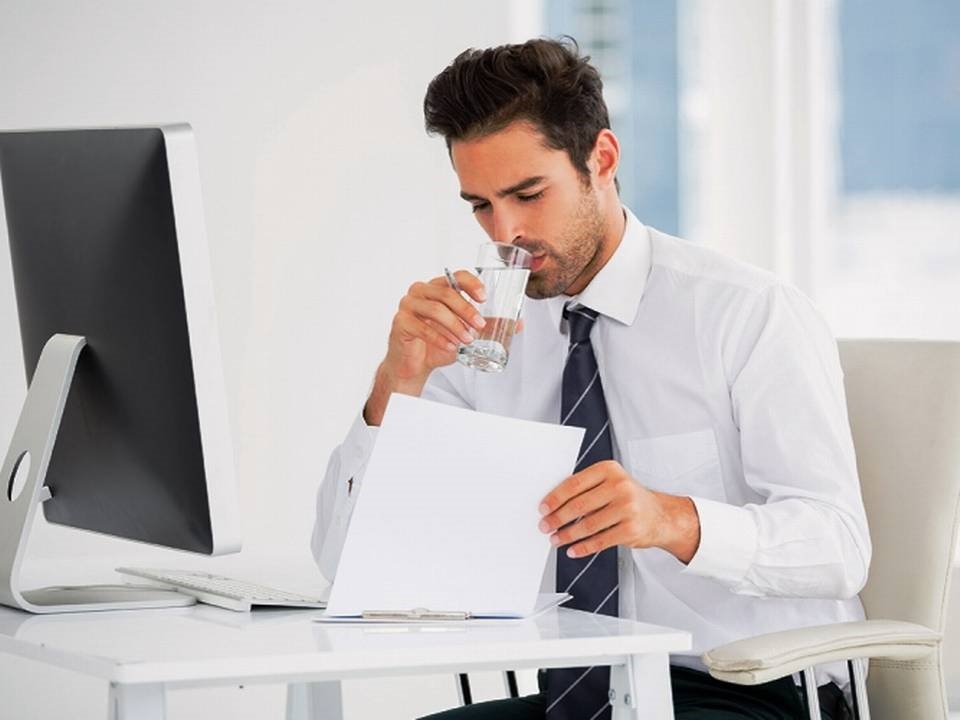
[{"xmin": 491, "ymin": 207, "xmax": 522, "ymax": 245}]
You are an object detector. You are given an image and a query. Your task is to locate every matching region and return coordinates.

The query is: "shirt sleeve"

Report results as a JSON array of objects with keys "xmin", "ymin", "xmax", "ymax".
[
  {"xmin": 310, "ymin": 364, "xmax": 474, "ymax": 582},
  {"xmin": 311, "ymin": 412, "xmax": 378, "ymax": 582},
  {"xmin": 683, "ymin": 284, "xmax": 872, "ymax": 599}
]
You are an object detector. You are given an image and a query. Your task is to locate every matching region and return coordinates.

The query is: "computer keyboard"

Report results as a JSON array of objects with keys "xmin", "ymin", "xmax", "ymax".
[{"xmin": 116, "ymin": 567, "xmax": 329, "ymax": 612}]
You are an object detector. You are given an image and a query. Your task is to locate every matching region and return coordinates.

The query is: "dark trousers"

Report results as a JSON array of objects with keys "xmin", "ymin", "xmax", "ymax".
[{"xmin": 419, "ymin": 666, "xmax": 851, "ymax": 720}]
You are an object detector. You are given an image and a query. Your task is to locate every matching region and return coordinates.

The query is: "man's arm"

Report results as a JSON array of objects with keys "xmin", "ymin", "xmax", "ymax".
[
  {"xmin": 538, "ymin": 460, "xmax": 701, "ymax": 564},
  {"xmin": 539, "ymin": 284, "xmax": 871, "ymax": 600},
  {"xmin": 685, "ymin": 284, "xmax": 871, "ymax": 599},
  {"xmin": 363, "ymin": 271, "xmax": 487, "ymax": 426},
  {"xmin": 312, "ymin": 270, "xmax": 487, "ymax": 579},
  {"xmin": 311, "ymin": 413, "xmax": 378, "ymax": 581},
  {"xmin": 363, "ymin": 360, "xmax": 430, "ymax": 426}
]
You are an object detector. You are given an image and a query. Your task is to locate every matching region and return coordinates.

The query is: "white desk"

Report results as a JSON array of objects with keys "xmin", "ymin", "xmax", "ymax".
[{"xmin": 0, "ymin": 603, "xmax": 690, "ymax": 719}]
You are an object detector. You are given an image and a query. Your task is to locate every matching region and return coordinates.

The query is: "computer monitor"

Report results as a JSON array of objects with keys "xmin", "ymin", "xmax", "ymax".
[{"xmin": 0, "ymin": 125, "xmax": 242, "ymax": 613}]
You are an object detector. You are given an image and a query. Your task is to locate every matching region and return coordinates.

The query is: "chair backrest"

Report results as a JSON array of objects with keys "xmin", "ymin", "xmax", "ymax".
[{"xmin": 839, "ymin": 339, "xmax": 960, "ymax": 719}]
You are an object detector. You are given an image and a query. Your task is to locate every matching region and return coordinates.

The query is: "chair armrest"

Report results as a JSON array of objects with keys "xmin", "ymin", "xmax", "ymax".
[{"xmin": 703, "ymin": 619, "xmax": 940, "ymax": 685}]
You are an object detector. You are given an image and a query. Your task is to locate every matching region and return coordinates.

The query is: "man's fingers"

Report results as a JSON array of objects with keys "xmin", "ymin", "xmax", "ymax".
[
  {"xmin": 538, "ymin": 461, "xmax": 614, "ymax": 518},
  {"xmin": 398, "ymin": 300, "xmax": 470, "ymax": 345},
  {"xmin": 453, "ymin": 270, "xmax": 488, "ymax": 303},
  {"xmin": 549, "ymin": 502, "xmax": 623, "ymax": 549},
  {"xmin": 400, "ymin": 293, "xmax": 476, "ymax": 344},
  {"xmin": 419, "ymin": 281, "xmax": 483, "ymax": 325},
  {"xmin": 417, "ymin": 281, "xmax": 486, "ymax": 331},
  {"xmin": 566, "ymin": 524, "xmax": 625, "ymax": 560},
  {"xmin": 539, "ymin": 482, "xmax": 617, "ymax": 533},
  {"xmin": 429, "ymin": 271, "xmax": 487, "ymax": 304},
  {"xmin": 402, "ymin": 315, "xmax": 457, "ymax": 353},
  {"xmin": 419, "ymin": 317, "xmax": 462, "ymax": 347}
]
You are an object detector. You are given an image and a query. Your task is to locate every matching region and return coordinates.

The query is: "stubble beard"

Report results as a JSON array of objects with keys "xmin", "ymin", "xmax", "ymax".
[{"xmin": 522, "ymin": 188, "xmax": 607, "ymax": 300}]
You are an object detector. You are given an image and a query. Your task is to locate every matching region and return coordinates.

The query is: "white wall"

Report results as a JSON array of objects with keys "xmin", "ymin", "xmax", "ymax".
[{"xmin": 0, "ymin": 1, "xmax": 530, "ymax": 717}]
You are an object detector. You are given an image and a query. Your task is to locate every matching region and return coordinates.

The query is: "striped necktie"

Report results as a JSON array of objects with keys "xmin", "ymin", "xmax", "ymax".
[{"xmin": 546, "ymin": 303, "xmax": 619, "ymax": 720}]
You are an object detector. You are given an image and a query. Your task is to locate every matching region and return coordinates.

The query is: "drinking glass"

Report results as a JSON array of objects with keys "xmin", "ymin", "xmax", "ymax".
[{"xmin": 455, "ymin": 243, "xmax": 532, "ymax": 372}]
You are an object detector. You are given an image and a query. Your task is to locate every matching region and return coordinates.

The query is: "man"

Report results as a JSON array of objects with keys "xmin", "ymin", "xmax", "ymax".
[{"xmin": 313, "ymin": 38, "xmax": 869, "ymax": 719}]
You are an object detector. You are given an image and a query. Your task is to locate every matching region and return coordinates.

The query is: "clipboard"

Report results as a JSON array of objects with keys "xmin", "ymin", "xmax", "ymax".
[{"xmin": 315, "ymin": 593, "xmax": 571, "ymax": 624}]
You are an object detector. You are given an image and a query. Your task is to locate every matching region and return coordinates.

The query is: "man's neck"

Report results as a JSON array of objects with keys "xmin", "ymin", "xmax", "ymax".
[
  {"xmin": 601, "ymin": 204, "xmax": 627, "ymax": 267},
  {"xmin": 565, "ymin": 202, "xmax": 627, "ymax": 298}
]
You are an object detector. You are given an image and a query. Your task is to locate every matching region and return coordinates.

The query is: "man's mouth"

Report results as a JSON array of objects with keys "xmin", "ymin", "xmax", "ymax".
[{"xmin": 530, "ymin": 254, "xmax": 547, "ymax": 272}]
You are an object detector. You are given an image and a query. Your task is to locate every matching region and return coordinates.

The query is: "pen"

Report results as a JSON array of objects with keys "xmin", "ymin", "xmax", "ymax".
[{"xmin": 443, "ymin": 266, "xmax": 463, "ymax": 294}]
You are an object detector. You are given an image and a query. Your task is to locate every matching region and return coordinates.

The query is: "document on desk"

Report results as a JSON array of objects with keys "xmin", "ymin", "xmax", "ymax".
[{"xmin": 321, "ymin": 394, "xmax": 584, "ymax": 621}]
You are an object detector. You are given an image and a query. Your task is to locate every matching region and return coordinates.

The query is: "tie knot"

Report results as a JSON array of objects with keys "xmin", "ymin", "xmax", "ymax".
[{"xmin": 563, "ymin": 304, "xmax": 599, "ymax": 344}]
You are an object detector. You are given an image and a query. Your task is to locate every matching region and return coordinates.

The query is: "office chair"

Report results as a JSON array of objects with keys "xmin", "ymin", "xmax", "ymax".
[
  {"xmin": 704, "ymin": 340, "xmax": 960, "ymax": 719},
  {"xmin": 455, "ymin": 671, "xmax": 521, "ymax": 706}
]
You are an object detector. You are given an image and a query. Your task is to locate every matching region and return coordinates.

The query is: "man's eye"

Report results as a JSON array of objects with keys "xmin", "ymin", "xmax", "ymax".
[
  {"xmin": 471, "ymin": 202, "xmax": 490, "ymax": 213},
  {"xmin": 517, "ymin": 190, "xmax": 545, "ymax": 203}
]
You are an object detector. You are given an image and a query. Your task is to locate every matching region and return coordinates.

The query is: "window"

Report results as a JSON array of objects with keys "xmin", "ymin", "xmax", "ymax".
[
  {"xmin": 546, "ymin": 0, "xmax": 680, "ymax": 235},
  {"xmin": 541, "ymin": 0, "xmax": 959, "ymax": 339},
  {"xmin": 817, "ymin": 0, "xmax": 960, "ymax": 339}
]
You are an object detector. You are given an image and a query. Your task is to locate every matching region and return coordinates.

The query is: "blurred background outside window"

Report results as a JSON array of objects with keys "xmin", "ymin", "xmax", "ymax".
[{"xmin": 542, "ymin": 0, "xmax": 960, "ymax": 340}]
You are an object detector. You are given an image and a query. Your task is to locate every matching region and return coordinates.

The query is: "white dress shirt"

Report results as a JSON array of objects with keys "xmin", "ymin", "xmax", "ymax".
[{"xmin": 312, "ymin": 208, "xmax": 871, "ymax": 686}]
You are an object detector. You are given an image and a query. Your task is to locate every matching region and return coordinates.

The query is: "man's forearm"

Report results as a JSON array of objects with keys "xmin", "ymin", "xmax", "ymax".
[
  {"xmin": 654, "ymin": 492, "xmax": 702, "ymax": 565},
  {"xmin": 362, "ymin": 362, "xmax": 430, "ymax": 426}
]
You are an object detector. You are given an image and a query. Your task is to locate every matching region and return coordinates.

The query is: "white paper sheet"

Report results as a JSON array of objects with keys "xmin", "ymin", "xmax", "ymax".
[{"xmin": 324, "ymin": 394, "xmax": 584, "ymax": 618}]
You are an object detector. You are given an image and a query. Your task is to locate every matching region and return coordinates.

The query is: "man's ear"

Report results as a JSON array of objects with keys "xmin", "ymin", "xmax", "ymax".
[{"xmin": 590, "ymin": 129, "xmax": 620, "ymax": 189}]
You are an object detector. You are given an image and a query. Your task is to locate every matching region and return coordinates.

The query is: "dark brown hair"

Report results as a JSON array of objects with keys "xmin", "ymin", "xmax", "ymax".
[{"xmin": 423, "ymin": 37, "xmax": 611, "ymax": 182}]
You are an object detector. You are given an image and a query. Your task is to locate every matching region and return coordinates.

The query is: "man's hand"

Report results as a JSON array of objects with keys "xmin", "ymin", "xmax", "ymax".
[
  {"xmin": 537, "ymin": 460, "xmax": 702, "ymax": 564},
  {"xmin": 364, "ymin": 270, "xmax": 486, "ymax": 426}
]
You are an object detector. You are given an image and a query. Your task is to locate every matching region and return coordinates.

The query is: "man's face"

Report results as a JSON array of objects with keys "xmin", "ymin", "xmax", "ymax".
[{"xmin": 450, "ymin": 121, "xmax": 607, "ymax": 299}]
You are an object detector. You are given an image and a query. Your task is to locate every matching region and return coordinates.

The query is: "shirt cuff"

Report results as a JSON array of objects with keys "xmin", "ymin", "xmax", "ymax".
[
  {"xmin": 346, "ymin": 411, "xmax": 379, "ymax": 465},
  {"xmin": 682, "ymin": 497, "xmax": 758, "ymax": 587}
]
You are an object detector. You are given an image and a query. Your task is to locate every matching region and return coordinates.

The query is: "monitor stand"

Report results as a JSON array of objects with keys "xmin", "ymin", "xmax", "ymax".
[{"xmin": 0, "ymin": 334, "xmax": 194, "ymax": 613}]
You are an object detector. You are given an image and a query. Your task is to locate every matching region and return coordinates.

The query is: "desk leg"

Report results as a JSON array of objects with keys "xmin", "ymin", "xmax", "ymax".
[
  {"xmin": 286, "ymin": 680, "xmax": 343, "ymax": 720},
  {"xmin": 108, "ymin": 683, "xmax": 166, "ymax": 720},
  {"xmin": 610, "ymin": 653, "xmax": 673, "ymax": 720}
]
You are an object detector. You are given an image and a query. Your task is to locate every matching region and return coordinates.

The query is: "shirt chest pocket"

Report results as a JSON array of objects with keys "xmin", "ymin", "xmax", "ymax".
[{"xmin": 627, "ymin": 429, "xmax": 725, "ymax": 502}]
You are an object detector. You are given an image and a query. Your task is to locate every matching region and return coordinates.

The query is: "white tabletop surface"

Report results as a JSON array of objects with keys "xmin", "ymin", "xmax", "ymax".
[
  {"xmin": 0, "ymin": 603, "xmax": 691, "ymax": 688},
  {"xmin": 3, "ymin": 547, "xmax": 691, "ymax": 705}
]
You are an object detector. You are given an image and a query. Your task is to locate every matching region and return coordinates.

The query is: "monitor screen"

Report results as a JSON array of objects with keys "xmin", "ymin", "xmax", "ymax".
[{"xmin": 0, "ymin": 125, "xmax": 240, "ymax": 555}]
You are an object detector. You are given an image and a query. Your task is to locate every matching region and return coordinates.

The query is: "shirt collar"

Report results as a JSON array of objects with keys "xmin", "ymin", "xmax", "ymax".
[{"xmin": 547, "ymin": 206, "xmax": 651, "ymax": 330}]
